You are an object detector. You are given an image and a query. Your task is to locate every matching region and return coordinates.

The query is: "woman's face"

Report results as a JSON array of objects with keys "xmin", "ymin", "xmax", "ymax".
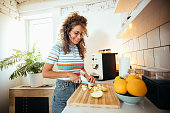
[{"xmin": 69, "ymin": 25, "xmax": 85, "ymax": 46}]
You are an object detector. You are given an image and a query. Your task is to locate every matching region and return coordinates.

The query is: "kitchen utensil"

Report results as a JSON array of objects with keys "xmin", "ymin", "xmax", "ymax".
[{"xmin": 81, "ymin": 75, "xmax": 94, "ymax": 85}]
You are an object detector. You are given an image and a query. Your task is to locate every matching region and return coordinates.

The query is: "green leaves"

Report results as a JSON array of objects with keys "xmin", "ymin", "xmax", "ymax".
[
  {"xmin": 0, "ymin": 44, "xmax": 45, "ymax": 80},
  {"xmin": 0, "ymin": 54, "xmax": 22, "ymax": 71},
  {"xmin": 27, "ymin": 61, "xmax": 45, "ymax": 74}
]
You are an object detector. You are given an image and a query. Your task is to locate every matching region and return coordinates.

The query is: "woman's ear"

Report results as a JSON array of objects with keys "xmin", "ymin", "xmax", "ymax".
[{"xmin": 68, "ymin": 31, "xmax": 71, "ymax": 38}]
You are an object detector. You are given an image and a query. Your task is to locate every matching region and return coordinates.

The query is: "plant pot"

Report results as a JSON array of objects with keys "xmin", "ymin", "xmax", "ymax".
[{"xmin": 28, "ymin": 73, "xmax": 43, "ymax": 87}]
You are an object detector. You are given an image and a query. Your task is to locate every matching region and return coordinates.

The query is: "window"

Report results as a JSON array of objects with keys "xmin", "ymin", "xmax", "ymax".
[{"xmin": 28, "ymin": 17, "xmax": 53, "ymax": 60}]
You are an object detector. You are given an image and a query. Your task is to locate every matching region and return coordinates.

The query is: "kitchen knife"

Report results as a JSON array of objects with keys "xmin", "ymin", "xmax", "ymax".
[{"xmin": 80, "ymin": 75, "xmax": 94, "ymax": 85}]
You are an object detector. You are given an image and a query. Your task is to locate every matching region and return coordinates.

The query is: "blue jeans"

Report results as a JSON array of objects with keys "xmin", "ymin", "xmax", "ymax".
[{"xmin": 52, "ymin": 79, "xmax": 80, "ymax": 113}]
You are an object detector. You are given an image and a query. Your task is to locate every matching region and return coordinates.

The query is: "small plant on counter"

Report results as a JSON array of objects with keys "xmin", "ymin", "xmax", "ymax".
[{"xmin": 0, "ymin": 43, "xmax": 45, "ymax": 80}]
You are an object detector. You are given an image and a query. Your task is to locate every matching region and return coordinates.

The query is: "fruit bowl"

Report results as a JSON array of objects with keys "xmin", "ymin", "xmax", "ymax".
[{"xmin": 115, "ymin": 92, "xmax": 144, "ymax": 105}]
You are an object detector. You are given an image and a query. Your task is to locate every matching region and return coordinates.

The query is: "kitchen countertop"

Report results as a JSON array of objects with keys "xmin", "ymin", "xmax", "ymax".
[
  {"xmin": 62, "ymin": 79, "xmax": 170, "ymax": 113},
  {"xmin": 63, "ymin": 97, "xmax": 170, "ymax": 113}
]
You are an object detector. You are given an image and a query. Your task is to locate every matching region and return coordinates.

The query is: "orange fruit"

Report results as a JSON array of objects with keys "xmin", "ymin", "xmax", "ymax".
[
  {"xmin": 113, "ymin": 79, "xmax": 127, "ymax": 94},
  {"xmin": 126, "ymin": 75, "xmax": 141, "ymax": 82},
  {"xmin": 127, "ymin": 79, "xmax": 147, "ymax": 97}
]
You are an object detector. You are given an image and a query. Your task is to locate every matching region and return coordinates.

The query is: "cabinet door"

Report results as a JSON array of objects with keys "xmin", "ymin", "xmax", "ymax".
[{"xmin": 15, "ymin": 97, "xmax": 49, "ymax": 113}]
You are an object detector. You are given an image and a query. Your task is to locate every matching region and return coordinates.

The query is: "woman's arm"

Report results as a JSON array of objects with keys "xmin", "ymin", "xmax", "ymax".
[
  {"xmin": 42, "ymin": 63, "xmax": 81, "ymax": 83},
  {"xmin": 42, "ymin": 63, "xmax": 70, "ymax": 79}
]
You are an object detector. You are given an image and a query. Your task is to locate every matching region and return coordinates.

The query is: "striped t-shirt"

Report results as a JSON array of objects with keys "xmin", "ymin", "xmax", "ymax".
[{"xmin": 46, "ymin": 43, "xmax": 84, "ymax": 79}]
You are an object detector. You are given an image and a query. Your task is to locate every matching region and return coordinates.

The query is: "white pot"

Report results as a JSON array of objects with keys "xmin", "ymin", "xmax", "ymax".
[{"xmin": 28, "ymin": 73, "xmax": 43, "ymax": 87}]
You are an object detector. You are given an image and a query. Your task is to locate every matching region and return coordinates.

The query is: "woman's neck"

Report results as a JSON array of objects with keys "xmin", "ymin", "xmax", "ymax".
[{"xmin": 69, "ymin": 42, "xmax": 75, "ymax": 46}]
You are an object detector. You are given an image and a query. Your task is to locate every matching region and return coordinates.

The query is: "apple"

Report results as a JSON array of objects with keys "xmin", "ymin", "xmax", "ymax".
[{"xmin": 82, "ymin": 85, "xmax": 87, "ymax": 91}]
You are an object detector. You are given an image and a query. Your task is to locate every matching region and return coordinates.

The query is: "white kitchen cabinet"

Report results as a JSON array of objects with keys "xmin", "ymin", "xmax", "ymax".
[
  {"xmin": 116, "ymin": 0, "xmax": 170, "ymax": 39},
  {"xmin": 115, "ymin": 0, "xmax": 151, "ymax": 38},
  {"xmin": 115, "ymin": 0, "xmax": 151, "ymax": 29},
  {"xmin": 115, "ymin": 0, "xmax": 141, "ymax": 13}
]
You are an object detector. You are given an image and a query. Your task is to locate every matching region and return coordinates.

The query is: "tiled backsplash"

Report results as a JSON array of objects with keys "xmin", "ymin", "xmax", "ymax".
[{"xmin": 122, "ymin": 21, "xmax": 170, "ymax": 70}]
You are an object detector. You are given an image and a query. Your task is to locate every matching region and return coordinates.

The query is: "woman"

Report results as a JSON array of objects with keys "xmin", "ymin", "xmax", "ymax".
[{"xmin": 42, "ymin": 12, "xmax": 95, "ymax": 113}]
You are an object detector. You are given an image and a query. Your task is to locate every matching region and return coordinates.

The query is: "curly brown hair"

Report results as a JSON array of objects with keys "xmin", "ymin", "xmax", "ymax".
[{"xmin": 60, "ymin": 12, "xmax": 87, "ymax": 59}]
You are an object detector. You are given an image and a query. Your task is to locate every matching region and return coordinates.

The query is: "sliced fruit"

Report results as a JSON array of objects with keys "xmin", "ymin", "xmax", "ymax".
[
  {"xmin": 91, "ymin": 91, "xmax": 103, "ymax": 98},
  {"xmin": 101, "ymin": 86, "xmax": 107, "ymax": 92},
  {"xmin": 97, "ymin": 84, "xmax": 101, "ymax": 87},
  {"xmin": 92, "ymin": 86, "xmax": 99, "ymax": 92},
  {"xmin": 82, "ymin": 85, "xmax": 87, "ymax": 91},
  {"xmin": 82, "ymin": 85, "xmax": 87, "ymax": 88},
  {"xmin": 82, "ymin": 87, "xmax": 87, "ymax": 91},
  {"xmin": 88, "ymin": 83, "xmax": 93, "ymax": 87},
  {"xmin": 88, "ymin": 86, "xmax": 92, "ymax": 89},
  {"xmin": 88, "ymin": 83, "xmax": 93, "ymax": 89}
]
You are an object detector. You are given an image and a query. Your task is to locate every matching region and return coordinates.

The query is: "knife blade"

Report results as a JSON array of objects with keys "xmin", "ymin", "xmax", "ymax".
[{"xmin": 80, "ymin": 75, "xmax": 94, "ymax": 85}]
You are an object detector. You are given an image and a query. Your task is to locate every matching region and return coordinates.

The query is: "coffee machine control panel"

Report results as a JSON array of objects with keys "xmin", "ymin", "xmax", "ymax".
[{"xmin": 92, "ymin": 53, "xmax": 103, "ymax": 80}]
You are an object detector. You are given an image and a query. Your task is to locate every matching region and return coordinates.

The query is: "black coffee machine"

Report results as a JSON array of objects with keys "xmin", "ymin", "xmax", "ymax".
[{"xmin": 92, "ymin": 53, "xmax": 118, "ymax": 80}]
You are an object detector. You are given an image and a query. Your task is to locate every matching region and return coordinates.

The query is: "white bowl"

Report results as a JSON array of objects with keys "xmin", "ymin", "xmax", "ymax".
[{"xmin": 115, "ymin": 92, "xmax": 144, "ymax": 105}]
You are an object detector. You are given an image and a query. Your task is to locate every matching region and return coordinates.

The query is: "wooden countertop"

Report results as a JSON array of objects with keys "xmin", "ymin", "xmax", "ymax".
[{"xmin": 10, "ymin": 84, "xmax": 56, "ymax": 90}]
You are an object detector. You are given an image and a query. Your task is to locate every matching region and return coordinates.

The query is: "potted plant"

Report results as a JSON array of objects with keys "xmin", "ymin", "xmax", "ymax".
[{"xmin": 0, "ymin": 43, "xmax": 45, "ymax": 87}]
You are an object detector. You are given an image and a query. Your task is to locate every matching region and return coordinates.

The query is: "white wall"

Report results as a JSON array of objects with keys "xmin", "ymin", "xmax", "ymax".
[
  {"xmin": 83, "ymin": 10, "xmax": 123, "ymax": 73},
  {"xmin": 0, "ymin": 13, "xmax": 25, "ymax": 113},
  {"xmin": 54, "ymin": 9, "xmax": 123, "ymax": 74}
]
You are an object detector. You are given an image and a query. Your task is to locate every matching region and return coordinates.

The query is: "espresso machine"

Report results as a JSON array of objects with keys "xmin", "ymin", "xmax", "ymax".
[{"xmin": 92, "ymin": 53, "xmax": 118, "ymax": 80}]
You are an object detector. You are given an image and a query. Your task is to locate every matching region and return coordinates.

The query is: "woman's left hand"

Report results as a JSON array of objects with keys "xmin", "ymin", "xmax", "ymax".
[{"xmin": 86, "ymin": 75, "xmax": 95, "ymax": 83}]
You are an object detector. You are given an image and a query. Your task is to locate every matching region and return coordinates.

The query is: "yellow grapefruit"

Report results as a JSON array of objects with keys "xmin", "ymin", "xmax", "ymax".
[
  {"xmin": 126, "ymin": 75, "xmax": 141, "ymax": 82},
  {"xmin": 127, "ymin": 79, "xmax": 147, "ymax": 97},
  {"xmin": 113, "ymin": 79, "xmax": 127, "ymax": 94},
  {"xmin": 115, "ymin": 76, "xmax": 124, "ymax": 81}
]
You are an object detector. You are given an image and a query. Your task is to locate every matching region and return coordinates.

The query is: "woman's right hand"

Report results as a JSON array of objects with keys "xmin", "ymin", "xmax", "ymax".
[{"xmin": 68, "ymin": 72, "xmax": 81, "ymax": 84}]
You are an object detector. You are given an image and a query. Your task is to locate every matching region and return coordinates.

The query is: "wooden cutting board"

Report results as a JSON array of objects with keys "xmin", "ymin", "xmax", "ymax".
[{"xmin": 67, "ymin": 83, "xmax": 120, "ymax": 108}]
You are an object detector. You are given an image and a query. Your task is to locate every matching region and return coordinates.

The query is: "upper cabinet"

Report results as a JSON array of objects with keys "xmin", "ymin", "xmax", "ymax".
[
  {"xmin": 115, "ymin": 0, "xmax": 140, "ymax": 13},
  {"xmin": 115, "ymin": 0, "xmax": 170, "ymax": 39}
]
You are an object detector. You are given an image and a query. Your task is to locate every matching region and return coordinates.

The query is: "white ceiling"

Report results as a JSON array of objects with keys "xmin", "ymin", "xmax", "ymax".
[
  {"xmin": 15, "ymin": 0, "xmax": 28, "ymax": 4},
  {"xmin": 17, "ymin": 0, "xmax": 117, "ymax": 16},
  {"xmin": 16, "ymin": 0, "xmax": 55, "ymax": 4},
  {"xmin": 16, "ymin": 0, "xmax": 110, "ymax": 6}
]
